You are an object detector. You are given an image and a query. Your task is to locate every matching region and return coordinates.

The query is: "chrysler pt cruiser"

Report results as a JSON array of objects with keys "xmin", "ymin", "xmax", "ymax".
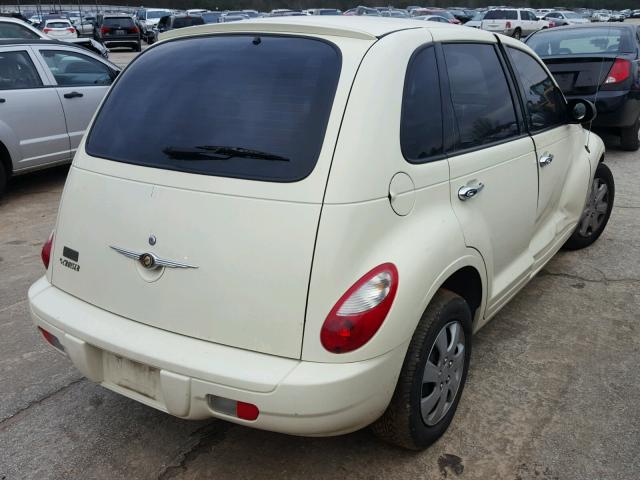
[{"xmin": 29, "ymin": 17, "xmax": 614, "ymax": 450}]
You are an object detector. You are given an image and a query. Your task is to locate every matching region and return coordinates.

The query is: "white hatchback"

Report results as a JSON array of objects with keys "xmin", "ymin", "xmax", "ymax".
[{"xmin": 29, "ymin": 17, "xmax": 614, "ymax": 450}]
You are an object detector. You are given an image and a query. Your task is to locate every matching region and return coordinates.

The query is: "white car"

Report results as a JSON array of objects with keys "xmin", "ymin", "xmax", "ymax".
[
  {"xmin": 592, "ymin": 11, "xmax": 611, "ymax": 22},
  {"xmin": 544, "ymin": 11, "xmax": 590, "ymax": 26},
  {"xmin": 42, "ymin": 19, "xmax": 78, "ymax": 39},
  {"xmin": 481, "ymin": 8, "xmax": 550, "ymax": 39},
  {"xmin": 29, "ymin": 17, "xmax": 613, "ymax": 450}
]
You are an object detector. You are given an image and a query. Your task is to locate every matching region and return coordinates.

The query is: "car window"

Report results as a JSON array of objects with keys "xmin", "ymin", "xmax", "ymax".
[
  {"xmin": 41, "ymin": 50, "xmax": 113, "ymax": 86},
  {"xmin": 86, "ymin": 35, "xmax": 342, "ymax": 182},
  {"xmin": 173, "ymin": 17, "xmax": 205, "ymax": 29},
  {"xmin": 484, "ymin": 10, "xmax": 517, "ymax": 20},
  {"xmin": 401, "ymin": 46, "xmax": 443, "ymax": 163},
  {"xmin": 526, "ymin": 27, "xmax": 632, "ymax": 55},
  {"xmin": 0, "ymin": 50, "xmax": 42, "ymax": 90},
  {"xmin": 0, "ymin": 22, "xmax": 41, "ymax": 39},
  {"xmin": 508, "ymin": 47, "xmax": 566, "ymax": 131},
  {"xmin": 103, "ymin": 17, "xmax": 134, "ymax": 28},
  {"xmin": 443, "ymin": 43, "xmax": 519, "ymax": 151},
  {"xmin": 46, "ymin": 21, "xmax": 71, "ymax": 28}
]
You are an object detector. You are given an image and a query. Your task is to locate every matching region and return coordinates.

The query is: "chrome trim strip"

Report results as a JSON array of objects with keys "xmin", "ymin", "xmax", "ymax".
[{"xmin": 109, "ymin": 246, "xmax": 198, "ymax": 269}]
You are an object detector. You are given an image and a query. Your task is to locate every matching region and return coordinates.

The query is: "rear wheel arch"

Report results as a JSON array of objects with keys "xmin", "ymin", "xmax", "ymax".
[{"xmin": 439, "ymin": 266, "xmax": 483, "ymax": 323}]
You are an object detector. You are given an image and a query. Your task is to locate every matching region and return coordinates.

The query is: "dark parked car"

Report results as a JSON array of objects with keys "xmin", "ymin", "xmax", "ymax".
[
  {"xmin": 94, "ymin": 14, "xmax": 141, "ymax": 52},
  {"xmin": 200, "ymin": 12, "xmax": 224, "ymax": 24},
  {"xmin": 151, "ymin": 15, "xmax": 205, "ymax": 42},
  {"xmin": 526, "ymin": 24, "xmax": 640, "ymax": 150}
]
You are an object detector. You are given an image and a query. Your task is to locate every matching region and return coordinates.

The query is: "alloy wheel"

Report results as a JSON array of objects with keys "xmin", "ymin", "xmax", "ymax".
[
  {"xmin": 578, "ymin": 177, "xmax": 609, "ymax": 237},
  {"xmin": 421, "ymin": 321, "xmax": 465, "ymax": 426}
]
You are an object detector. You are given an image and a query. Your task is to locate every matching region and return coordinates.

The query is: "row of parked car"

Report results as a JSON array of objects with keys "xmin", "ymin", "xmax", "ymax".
[{"xmin": 1, "ymin": 12, "xmax": 640, "ymax": 197}]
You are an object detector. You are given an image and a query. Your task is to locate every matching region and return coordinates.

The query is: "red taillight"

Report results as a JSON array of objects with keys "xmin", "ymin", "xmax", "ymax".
[
  {"xmin": 548, "ymin": 20, "xmax": 556, "ymax": 28},
  {"xmin": 321, "ymin": 263, "xmax": 398, "ymax": 354},
  {"xmin": 41, "ymin": 231, "xmax": 54, "ymax": 269},
  {"xmin": 129, "ymin": 26, "xmax": 139, "ymax": 33},
  {"xmin": 506, "ymin": 21, "xmax": 512, "ymax": 29},
  {"xmin": 236, "ymin": 401, "xmax": 259, "ymax": 421},
  {"xmin": 100, "ymin": 26, "xmax": 109, "ymax": 34},
  {"xmin": 604, "ymin": 58, "xmax": 631, "ymax": 85},
  {"xmin": 67, "ymin": 27, "xmax": 76, "ymax": 33},
  {"xmin": 43, "ymin": 27, "xmax": 52, "ymax": 33}
]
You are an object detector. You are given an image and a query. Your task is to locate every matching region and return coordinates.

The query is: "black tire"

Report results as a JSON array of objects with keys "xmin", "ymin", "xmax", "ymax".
[
  {"xmin": 619, "ymin": 118, "xmax": 639, "ymax": 151},
  {"xmin": 0, "ymin": 161, "xmax": 6, "ymax": 198},
  {"xmin": 371, "ymin": 289, "xmax": 472, "ymax": 450},
  {"xmin": 134, "ymin": 41, "xmax": 142, "ymax": 52},
  {"xmin": 563, "ymin": 162, "xmax": 615, "ymax": 250},
  {"xmin": 512, "ymin": 28, "xmax": 522, "ymax": 40}
]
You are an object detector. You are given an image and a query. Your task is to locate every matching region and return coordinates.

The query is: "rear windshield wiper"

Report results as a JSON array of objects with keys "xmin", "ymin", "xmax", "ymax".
[{"xmin": 162, "ymin": 145, "xmax": 290, "ymax": 162}]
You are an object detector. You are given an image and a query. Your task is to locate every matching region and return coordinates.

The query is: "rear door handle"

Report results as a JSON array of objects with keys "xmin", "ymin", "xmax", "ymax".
[
  {"xmin": 458, "ymin": 182, "xmax": 485, "ymax": 201},
  {"xmin": 0, "ymin": 98, "xmax": 5, "ymax": 103},
  {"xmin": 539, "ymin": 152, "xmax": 554, "ymax": 167},
  {"xmin": 63, "ymin": 91, "xmax": 83, "ymax": 99}
]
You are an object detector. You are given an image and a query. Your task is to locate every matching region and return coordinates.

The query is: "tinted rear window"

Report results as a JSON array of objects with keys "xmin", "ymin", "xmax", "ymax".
[
  {"xmin": 527, "ymin": 27, "xmax": 633, "ymax": 55},
  {"xmin": 484, "ymin": 10, "xmax": 518, "ymax": 20},
  {"xmin": 46, "ymin": 21, "xmax": 70, "ymax": 28},
  {"xmin": 172, "ymin": 17, "xmax": 205, "ymax": 28},
  {"xmin": 104, "ymin": 17, "xmax": 134, "ymax": 27},
  {"xmin": 86, "ymin": 35, "xmax": 341, "ymax": 182}
]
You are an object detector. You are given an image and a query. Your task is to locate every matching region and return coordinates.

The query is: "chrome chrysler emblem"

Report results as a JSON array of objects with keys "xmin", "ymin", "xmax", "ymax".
[{"xmin": 109, "ymin": 246, "xmax": 198, "ymax": 269}]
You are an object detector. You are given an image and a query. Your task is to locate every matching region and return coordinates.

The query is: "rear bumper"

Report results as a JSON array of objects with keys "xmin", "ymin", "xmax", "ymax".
[
  {"xmin": 28, "ymin": 277, "xmax": 406, "ymax": 436},
  {"xmin": 567, "ymin": 91, "xmax": 640, "ymax": 128},
  {"xmin": 102, "ymin": 37, "xmax": 140, "ymax": 47}
]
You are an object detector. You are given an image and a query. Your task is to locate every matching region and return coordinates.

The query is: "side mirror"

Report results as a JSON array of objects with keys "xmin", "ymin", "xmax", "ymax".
[{"xmin": 568, "ymin": 99, "xmax": 597, "ymax": 124}]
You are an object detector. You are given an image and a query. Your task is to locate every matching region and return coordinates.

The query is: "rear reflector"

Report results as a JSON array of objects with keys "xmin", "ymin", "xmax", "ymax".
[
  {"xmin": 38, "ymin": 327, "xmax": 65, "ymax": 352},
  {"xmin": 604, "ymin": 58, "xmax": 631, "ymax": 85},
  {"xmin": 207, "ymin": 395, "xmax": 259, "ymax": 421},
  {"xmin": 236, "ymin": 401, "xmax": 259, "ymax": 421}
]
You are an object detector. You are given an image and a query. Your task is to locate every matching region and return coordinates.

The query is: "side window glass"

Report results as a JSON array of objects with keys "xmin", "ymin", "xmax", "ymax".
[
  {"xmin": 401, "ymin": 46, "xmax": 443, "ymax": 163},
  {"xmin": 0, "ymin": 50, "xmax": 42, "ymax": 90},
  {"xmin": 40, "ymin": 50, "xmax": 114, "ymax": 87},
  {"xmin": 508, "ymin": 47, "xmax": 567, "ymax": 131},
  {"xmin": 0, "ymin": 23, "xmax": 41, "ymax": 39},
  {"xmin": 443, "ymin": 43, "xmax": 519, "ymax": 151}
]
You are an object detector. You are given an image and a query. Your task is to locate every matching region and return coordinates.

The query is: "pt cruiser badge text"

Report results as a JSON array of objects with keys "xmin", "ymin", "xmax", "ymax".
[{"xmin": 60, "ymin": 257, "xmax": 80, "ymax": 272}]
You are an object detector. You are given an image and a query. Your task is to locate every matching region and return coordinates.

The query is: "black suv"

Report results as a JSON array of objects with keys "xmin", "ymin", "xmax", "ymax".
[
  {"xmin": 150, "ymin": 15, "xmax": 205, "ymax": 43},
  {"xmin": 94, "ymin": 14, "xmax": 141, "ymax": 52}
]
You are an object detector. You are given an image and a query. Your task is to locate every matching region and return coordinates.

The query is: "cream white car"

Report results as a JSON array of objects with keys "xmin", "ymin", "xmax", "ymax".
[{"xmin": 29, "ymin": 17, "xmax": 614, "ymax": 450}]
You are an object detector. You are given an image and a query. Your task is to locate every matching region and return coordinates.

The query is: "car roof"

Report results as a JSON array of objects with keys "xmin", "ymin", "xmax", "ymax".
[
  {"xmin": 0, "ymin": 39, "xmax": 77, "ymax": 47},
  {"xmin": 540, "ymin": 22, "xmax": 636, "ymax": 30},
  {"xmin": 160, "ymin": 16, "xmax": 468, "ymax": 42}
]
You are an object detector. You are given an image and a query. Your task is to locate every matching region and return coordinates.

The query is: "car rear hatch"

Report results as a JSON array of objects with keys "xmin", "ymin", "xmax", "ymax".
[
  {"xmin": 102, "ymin": 17, "xmax": 138, "ymax": 38},
  {"xmin": 527, "ymin": 26, "xmax": 635, "ymax": 95},
  {"xmin": 542, "ymin": 56, "xmax": 618, "ymax": 95},
  {"xmin": 50, "ymin": 31, "xmax": 370, "ymax": 359}
]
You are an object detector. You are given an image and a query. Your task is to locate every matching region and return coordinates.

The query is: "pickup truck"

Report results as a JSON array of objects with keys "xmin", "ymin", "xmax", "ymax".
[{"xmin": 481, "ymin": 8, "xmax": 550, "ymax": 39}]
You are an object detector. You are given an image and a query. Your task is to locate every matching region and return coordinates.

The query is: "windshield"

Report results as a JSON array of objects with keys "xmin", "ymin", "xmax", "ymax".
[
  {"xmin": 147, "ymin": 10, "xmax": 171, "ymax": 19},
  {"xmin": 527, "ymin": 27, "xmax": 632, "ymax": 55},
  {"xmin": 86, "ymin": 35, "xmax": 342, "ymax": 182},
  {"xmin": 471, "ymin": 12, "xmax": 485, "ymax": 20}
]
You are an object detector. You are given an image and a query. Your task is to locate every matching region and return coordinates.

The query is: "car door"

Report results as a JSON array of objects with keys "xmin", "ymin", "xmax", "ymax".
[
  {"xmin": 0, "ymin": 46, "xmax": 70, "ymax": 172},
  {"xmin": 33, "ymin": 45, "xmax": 117, "ymax": 156},
  {"xmin": 440, "ymin": 42, "xmax": 538, "ymax": 318},
  {"xmin": 505, "ymin": 45, "xmax": 589, "ymax": 265},
  {"xmin": 521, "ymin": 10, "xmax": 536, "ymax": 35}
]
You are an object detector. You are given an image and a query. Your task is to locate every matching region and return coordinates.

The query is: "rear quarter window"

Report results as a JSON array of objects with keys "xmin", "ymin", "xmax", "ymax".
[{"xmin": 86, "ymin": 35, "xmax": 342, "ymax": 182}]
